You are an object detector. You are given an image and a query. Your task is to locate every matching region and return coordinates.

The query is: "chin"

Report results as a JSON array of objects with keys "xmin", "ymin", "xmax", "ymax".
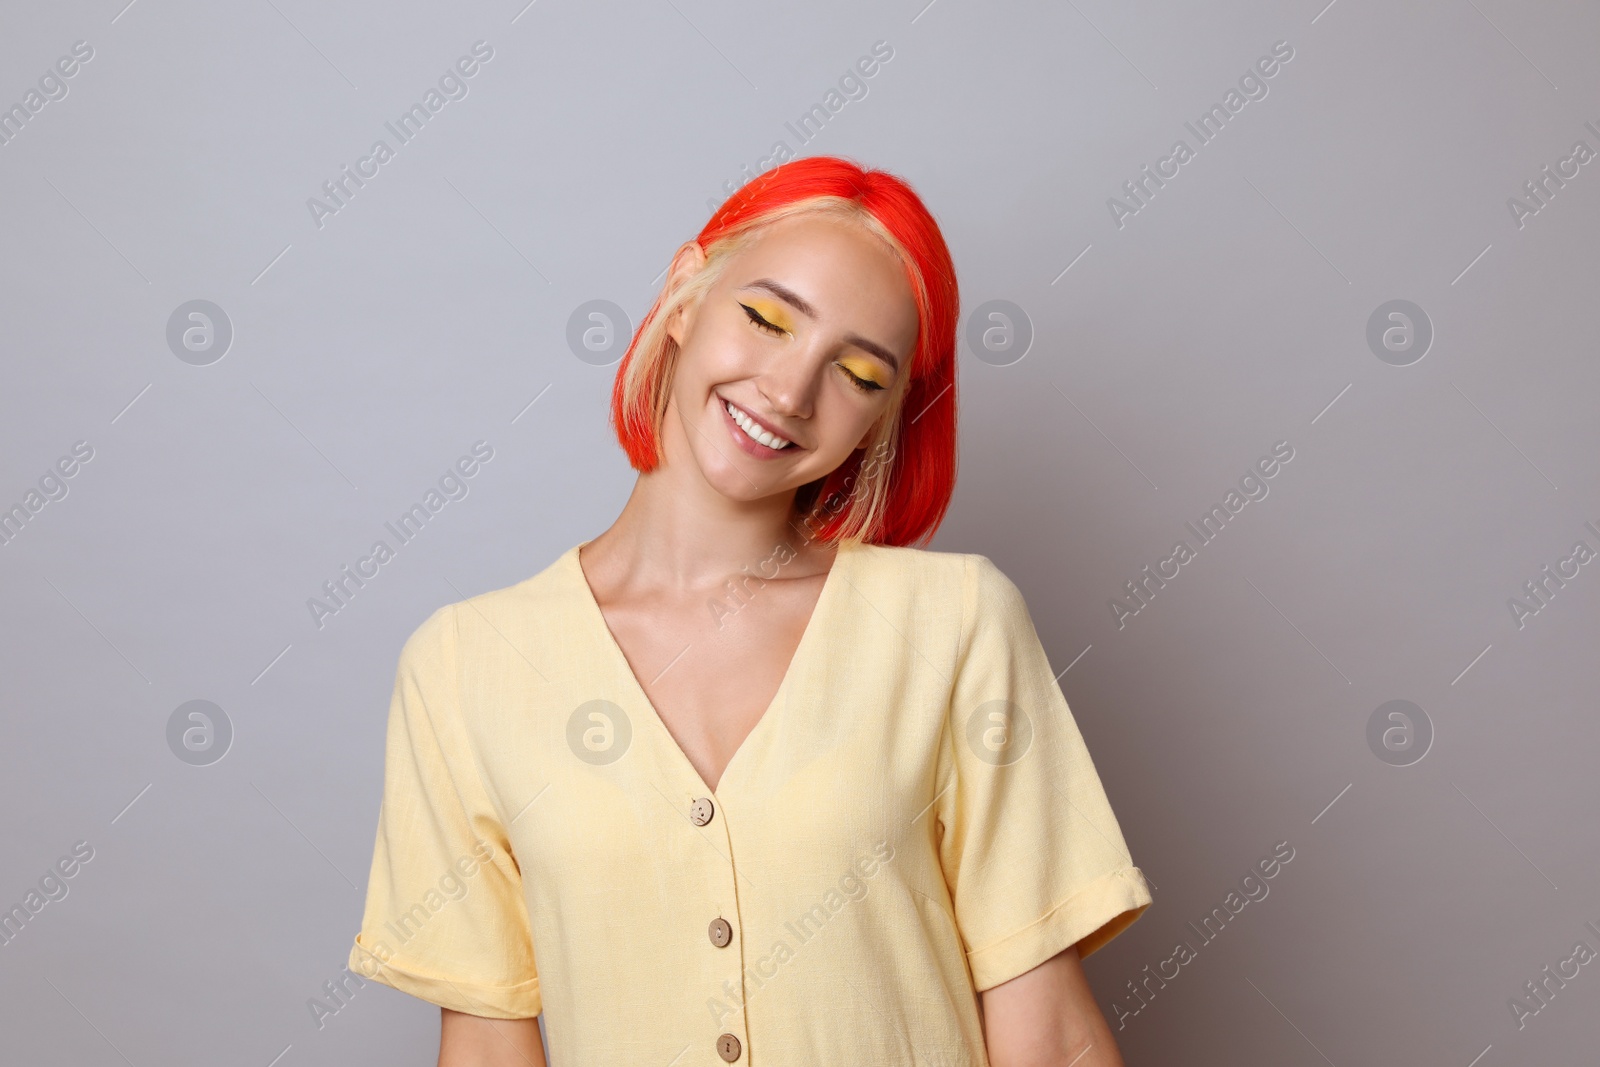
[
  {"xmin": 694, "ymin": 443, "xmax": 805, "ymax": 505},
  {"xmin": 702, "ymin": 460, "xmax": 793, "ymax": 503}
]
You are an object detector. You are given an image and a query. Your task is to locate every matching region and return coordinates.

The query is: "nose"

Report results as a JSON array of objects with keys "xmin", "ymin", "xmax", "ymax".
[{"xmin": 755, "ymin": 345, "xmax": 823, "ymax": 421}]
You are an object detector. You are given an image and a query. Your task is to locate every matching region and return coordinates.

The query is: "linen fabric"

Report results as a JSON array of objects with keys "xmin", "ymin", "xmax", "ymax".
[{"xmin": 348, "ymin": 538, "xmax": 1152, "ymax": 1066}]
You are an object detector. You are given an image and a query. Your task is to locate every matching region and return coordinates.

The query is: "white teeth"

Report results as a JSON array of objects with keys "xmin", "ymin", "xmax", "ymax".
[{"xmin": 725, "ymin": 400, "xmax": 793, "ymax": 449}]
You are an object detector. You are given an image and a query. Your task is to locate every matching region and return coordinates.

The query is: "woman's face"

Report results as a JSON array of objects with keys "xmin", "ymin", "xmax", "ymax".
[{"xmin": 661, "ymin": 213, "xmax": 920, "ymax": 505}]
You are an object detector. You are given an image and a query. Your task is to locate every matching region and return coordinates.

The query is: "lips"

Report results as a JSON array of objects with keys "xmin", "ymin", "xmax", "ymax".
[{"xmin": 718, "ymin": 395, "xmax": 798, "ymax": 456}]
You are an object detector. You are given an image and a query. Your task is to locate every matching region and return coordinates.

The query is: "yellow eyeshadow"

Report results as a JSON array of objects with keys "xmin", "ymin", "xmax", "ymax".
[
  {"xmin": 745, "ymin": 299, "xmax": 794, "ymax": 333},
  {"xmin": 837, "ymin": 355, "xmax": 891, "ymax": 388}
]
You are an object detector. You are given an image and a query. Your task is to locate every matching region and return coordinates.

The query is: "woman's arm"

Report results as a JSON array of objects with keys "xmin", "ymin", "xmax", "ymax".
[
  {"xmin": 979, "ymin": 944, "xmax": 1126, "ymax": 1067},
  {"xmin": 439, "ymin": 1008, "xmax": 547, "ymax": 1067}
]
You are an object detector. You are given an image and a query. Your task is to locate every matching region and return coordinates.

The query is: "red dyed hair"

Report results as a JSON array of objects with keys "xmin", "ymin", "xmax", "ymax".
[{"xmin": 608, "ymin": 155, "xmax": 959, "ymax": 548}]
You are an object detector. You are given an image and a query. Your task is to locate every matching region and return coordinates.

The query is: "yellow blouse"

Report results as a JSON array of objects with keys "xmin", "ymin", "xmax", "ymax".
[{"xmin": 348, "ymin": 538, "xmax": 1152, "ymax": 1066}]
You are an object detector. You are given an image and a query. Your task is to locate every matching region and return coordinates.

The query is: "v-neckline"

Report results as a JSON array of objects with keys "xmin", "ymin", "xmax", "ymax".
[{"xmin": 566, "ymin": 537, "xmax": 855, "ymax": 798}]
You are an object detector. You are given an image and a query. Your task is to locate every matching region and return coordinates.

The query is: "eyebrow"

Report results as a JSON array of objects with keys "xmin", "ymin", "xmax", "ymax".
[{"xmin": 738, "ymin": 278, "xmax": 902, "ymax": 373}]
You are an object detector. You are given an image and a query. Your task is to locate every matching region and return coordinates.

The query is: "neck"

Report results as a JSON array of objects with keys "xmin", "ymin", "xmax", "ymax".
[{"xmin": 584, "ymin": 466, "xmax": 834, "ymax": 592}]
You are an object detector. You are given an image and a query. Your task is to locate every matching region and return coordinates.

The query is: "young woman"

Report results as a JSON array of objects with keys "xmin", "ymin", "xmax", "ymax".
[{"xmin": 349, "ymin": 156, "xmax": 1152, "ymax": 1067}]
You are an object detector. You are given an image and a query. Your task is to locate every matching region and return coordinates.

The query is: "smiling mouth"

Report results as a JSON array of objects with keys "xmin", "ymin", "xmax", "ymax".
[{"xmin": 722, "ymin": 398, "xmax": 796, "ymax": 450}]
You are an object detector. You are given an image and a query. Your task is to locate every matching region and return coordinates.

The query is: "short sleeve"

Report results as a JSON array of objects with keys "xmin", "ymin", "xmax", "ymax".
[
  {"xmin": 934, "ymin": 555, "xmax": 1152, "ymax": 992},
  {"xmin": 347, "ymin": 603, "xmax": 541, "ymax": 1018}
]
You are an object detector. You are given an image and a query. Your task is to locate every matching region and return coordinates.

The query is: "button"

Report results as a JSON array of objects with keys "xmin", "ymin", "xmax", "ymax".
[
  {"xmin": 708, "ymin": 917, "xmax": 732, "ymax": 947},
  {"xmin": 716, "ymin": 1033, "xmax": 742, "ymax": 1061},
  {"xmin": 690, "ymin": 797, "xmax": 715, "ymax": 826}
]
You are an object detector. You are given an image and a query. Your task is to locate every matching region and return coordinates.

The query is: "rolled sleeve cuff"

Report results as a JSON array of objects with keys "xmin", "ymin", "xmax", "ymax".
[
  {"xmin": 347, "ymin": 934, "xmax": 542, "ymax": 1019},
  {"xmin": 966, "ymin": 865, "xmax": 1153, "ymax": 992}
]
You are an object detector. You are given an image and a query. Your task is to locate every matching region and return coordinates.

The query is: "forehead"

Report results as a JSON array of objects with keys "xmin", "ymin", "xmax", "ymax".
[{"xmin": 721, "ymin": 213, "xmax": 919, "ymax": 340}]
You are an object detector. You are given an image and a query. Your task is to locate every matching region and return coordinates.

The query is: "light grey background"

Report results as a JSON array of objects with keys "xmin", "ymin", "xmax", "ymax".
[{"xmin": 2, "ymin": 0, "xmax": 1597, "ymax": 1064}]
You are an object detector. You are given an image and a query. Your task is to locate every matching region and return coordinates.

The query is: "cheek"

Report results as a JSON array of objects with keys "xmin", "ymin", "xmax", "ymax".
[
  {"xmin": 680, "ymin": 321, "xmax": 757, "ymax": 387},
  {"xmin": 815, "ymin": 397, "xmax": 881, "ymax": 455}
]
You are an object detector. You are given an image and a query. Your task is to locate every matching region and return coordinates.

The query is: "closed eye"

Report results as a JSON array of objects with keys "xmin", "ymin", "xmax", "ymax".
[
  {"xmin": 837, "ymin": 364, "xmax": 885, "ymax": 393},
  {"xmin": 740, "ymin": 303, "xmax": 786, "ymax": 336},
  {"xmin": 742, "ymin": 301, "xmax": 885, "ymax": 393}
]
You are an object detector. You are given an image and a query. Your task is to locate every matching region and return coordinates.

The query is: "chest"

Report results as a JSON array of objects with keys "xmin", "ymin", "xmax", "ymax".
[{"xmin": 595, "ymin": 570, "xmax": 830, "ymax": 794}]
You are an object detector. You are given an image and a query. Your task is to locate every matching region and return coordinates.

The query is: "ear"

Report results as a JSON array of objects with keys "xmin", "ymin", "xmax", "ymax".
[{"xmin": 663, "ymin": 240, "xmax": 709, "ymax": 346}]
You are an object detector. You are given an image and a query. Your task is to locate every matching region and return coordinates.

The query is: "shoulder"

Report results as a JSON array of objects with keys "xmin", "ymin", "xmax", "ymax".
[
  {"xmin": 849, "ymin": 540, "xmax": 969, "ymax": 591},
  {"xmin": 964, "ymin": 553, "xmax": 1029, "ymax": 612},
  {"xmin": 850, "ymin": 542, "xmax": 1027, "ymax": 620},
  {"xmin": 848, "ymin": 539, "xmax": 963, "ymax": 569},
  {"xmin": 395, "ymin": 547, "xmax": 577, "ymax": 670},
  {"xmin": 855, "ymin": 541, "xmax": 1019, "ymax": 585}
]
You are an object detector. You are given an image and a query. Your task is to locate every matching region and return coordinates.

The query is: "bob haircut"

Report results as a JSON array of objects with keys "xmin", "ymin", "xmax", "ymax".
[{"xmin": 608, "ymin": 155, "xmax": 959, "ymax": 548}]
